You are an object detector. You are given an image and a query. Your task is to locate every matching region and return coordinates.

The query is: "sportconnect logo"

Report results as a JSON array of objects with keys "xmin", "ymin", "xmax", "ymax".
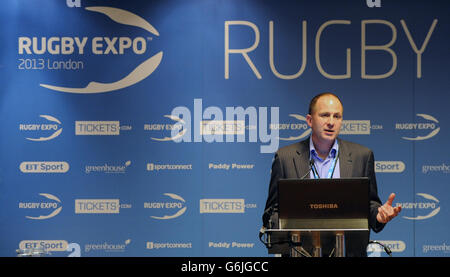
[
  {"xmin": 18, "ymin": 6, "xmax": 162, "ymax": 94},
  {"xmin": 146, "ymin": 163, "xmax": 192, "ymax": 171}
]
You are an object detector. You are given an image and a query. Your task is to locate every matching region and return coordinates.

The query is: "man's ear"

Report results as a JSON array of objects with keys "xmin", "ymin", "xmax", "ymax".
[{"xmin": 306, "ymin": 114, "xmax": 313, "ymax": 128}]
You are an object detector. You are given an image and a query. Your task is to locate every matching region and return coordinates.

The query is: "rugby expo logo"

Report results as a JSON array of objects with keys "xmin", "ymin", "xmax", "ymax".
[
  {"xmin": 145, "ymin": 115, "xmax": 187, "ymax": 142},
  {"xmin": 19, "ymin": 115, "xmax": 62, "ymax": 141},
  {"xmin": 144, "ymin": 193, "xmax": 187, "ymax": 220},
  {"xmin": 18, "ymin": 5, "xmax": 162, "ymax": 94},
  {"xmin": 272, "ymin": 114, "xmax": 311, "ymax": 141},
  {"xmin": 396, "ymin": 193, "xmax": 440, "ymax": 220},
  {"xmin": 395, "ymin": 114, "xmax": 440, "ymax": 141},
  {"xmin": 18, "ymin": 193, "xmax": 62, "ymax": 220}
]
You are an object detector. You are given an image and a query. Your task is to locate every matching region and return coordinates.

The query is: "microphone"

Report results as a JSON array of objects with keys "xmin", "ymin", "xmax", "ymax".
[
  {"xmin": 300, "ymin": 159, "xmax": 315, "ymax": 179},
  {"xmin": 261, "ymin": 204, "xmax": 279, "ymax": 248},
  {"xmin": 369, "ymin": 240, "xmax": 393, "ymax": 257}
]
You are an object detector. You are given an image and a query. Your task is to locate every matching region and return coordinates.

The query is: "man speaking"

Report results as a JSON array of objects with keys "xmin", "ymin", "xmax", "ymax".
[{"xmin": 262, "ymin": 92, "xmax": 401, "ymax": 257}]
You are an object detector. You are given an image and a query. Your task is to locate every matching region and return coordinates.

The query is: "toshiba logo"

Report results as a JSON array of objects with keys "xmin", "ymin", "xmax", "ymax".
[{"xmin": 309, "ymin": 203, "xmax": 339, "ymax": 209}]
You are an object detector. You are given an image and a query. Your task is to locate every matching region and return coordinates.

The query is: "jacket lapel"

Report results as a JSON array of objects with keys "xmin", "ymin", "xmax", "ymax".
[
  {"xmin": 293, "ymin": 139, "xmax": 310, "ymax": 179},
  {"xmin": 338, "ymin": 139, "xmax": 353, "ymax": 178}
]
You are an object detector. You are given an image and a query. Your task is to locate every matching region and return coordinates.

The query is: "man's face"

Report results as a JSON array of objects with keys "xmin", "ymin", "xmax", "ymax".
[{"xmin": 306, "ymin": 95, "xmax": 343, "ymax": 145}]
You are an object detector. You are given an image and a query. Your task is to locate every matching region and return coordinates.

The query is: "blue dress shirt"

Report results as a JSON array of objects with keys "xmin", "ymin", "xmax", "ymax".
[{"xmin": 309, "ymin": 136, "xmax": 340, "ymax": 179}]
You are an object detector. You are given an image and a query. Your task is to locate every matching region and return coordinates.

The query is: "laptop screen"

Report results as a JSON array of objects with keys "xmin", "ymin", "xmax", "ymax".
[{"xmin": 277, "ymin": 178, "xmax": 369, "ymax": 230}]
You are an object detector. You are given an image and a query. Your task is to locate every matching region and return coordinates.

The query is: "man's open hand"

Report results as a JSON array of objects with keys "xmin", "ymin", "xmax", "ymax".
[{"xmin": 376, "ymin": 193, "xmax": 402, "ymax": 224}]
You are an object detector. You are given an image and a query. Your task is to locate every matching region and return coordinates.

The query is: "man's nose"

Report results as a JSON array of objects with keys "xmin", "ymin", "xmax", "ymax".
[{"xmin": 327, "ymin": 116, "xmax": 335, "ymax": 126}]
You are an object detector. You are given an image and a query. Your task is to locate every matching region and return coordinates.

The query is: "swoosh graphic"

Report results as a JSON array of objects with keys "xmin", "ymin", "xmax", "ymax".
[
  {"xmin": 164, "ymin": 193, "xmax": 186, "ymax": 202},
  {"xmin": 279, "ymin": 128, "xmax": 311, "ymax": 141},
  {"xmin": 39, "ymin": 193, "xmax": 62, "ymax": 203},
  {"xmin": 40, "ymin": 115, "xmax": 61, "ymax": 124},
  {"xmin": 26, "ymin": 207, "xmax": 62, "ymax": 220},
  {"xmin": 151, "ymin": 207, "xmax": 187, "ymax": 220},
  {"xmin": 417, "ymin": 193, "xmax": 439, "ymax": 203},
  {"xmin": 402, "ymin": 127, "xmax": 440, "ymax": 141},
  {"xmin": 26, "ymin": 128, "xmax": 62, "ymax": 141},
  {"xmin": 416, "ymin": 113, "xmax": 439, "ymax": 123},
  {"xmin": 151, "ymin": 128, "xmax": 186, "ymax": 142},
  {"xmin": 151, "ymin": 115, "xmax": 187, "ymax": 141},
  {"xmin": 288, "ymin": 114, "xmax": 307, "ymax": 121},
  {"xmin": 40, "ymin": 52, "xmax": 162, "ymax": 93},
  {"xmin": 26, "ymin": 115, "xmax": 63, "ymax": 141},
  {"xmin": 279, "ymin": 114, "xmax": 311, "ymax": 141},
  {"xmin": 40, "ymin": 6, "xmax": 162, "ymax": 94},
  {"xmin": 403, "ymin": 207, "xmax": 440, "ymax": 220},
  {"xmin": 85, "ymin": 6, "xmax": 159, "ymax": 36}
]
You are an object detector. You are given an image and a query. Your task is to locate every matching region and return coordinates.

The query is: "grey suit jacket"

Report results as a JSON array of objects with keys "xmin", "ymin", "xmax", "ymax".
[{"xmin": 262, "ymin": 137, "xmax": 385, "ymax": 256}]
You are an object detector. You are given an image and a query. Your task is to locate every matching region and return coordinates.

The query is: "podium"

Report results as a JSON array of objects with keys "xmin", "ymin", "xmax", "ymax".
[{"xmin": 265, "ymin": 178, "xmax": 370, "ymax": 257}]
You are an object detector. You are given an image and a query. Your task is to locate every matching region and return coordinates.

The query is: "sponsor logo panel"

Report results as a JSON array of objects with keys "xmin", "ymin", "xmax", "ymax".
[
  {"xmin": 74, "ymin": 199, "xmax": 131, "ymax": 214},
  {"xmin": 144, "ymin": 193, "xmax": 187, "ymax": 220},
  {"xmin": 396, "ymin": 193, "xmax": 440, "ymax": 220},
  {"xmin": 19, "ymin": 5, "xmax": 162, "ymax": 94},
  {"xmin": 20, "ymin": 161, "xmax": 69, "ymax": 173},
  {"xmin": 375, "ymin": 161, "xmax": 405, "ymax": 173},
  {"xmin": 395, "ymin": 114, "xmax": 440, "ymax": 141},
  {"xmin": 18, "ymin": 193, "xmax": 63, "ymax": 220},
  {"xmin": 19, "ymin": 115, "xmax": 63, "ymax": 141},
  {"xmin": 199, "ymin": 199, "xmax": 257, "ymax": 214},
  {"xmin": 146, "ymin": 241, "xmax": 193, "ymax": 250}
]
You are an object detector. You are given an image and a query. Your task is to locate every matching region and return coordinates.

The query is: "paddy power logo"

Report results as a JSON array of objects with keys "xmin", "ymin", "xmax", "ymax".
[{"xmin": 18, "ymin": 6, "xmax": 162, "ymax": 94}]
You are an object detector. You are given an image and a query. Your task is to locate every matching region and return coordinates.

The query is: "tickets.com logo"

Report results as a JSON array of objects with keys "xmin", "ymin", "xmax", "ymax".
[
  {"xmin": 199, "ymin": 199, "xmax": 257, "ymax": 214},
  {"xmin": 75, "ymin": 199, "xmax": 131, "ymax": 214}
]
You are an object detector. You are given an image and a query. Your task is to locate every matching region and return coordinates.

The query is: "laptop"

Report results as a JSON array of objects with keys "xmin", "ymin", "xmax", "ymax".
[{"xmin": 277, "ymin": 178, "xmax": 370, "ymax": 230}]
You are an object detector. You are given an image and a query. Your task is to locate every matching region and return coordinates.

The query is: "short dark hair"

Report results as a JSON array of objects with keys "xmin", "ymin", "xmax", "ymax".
[{"xmin": 308, "ymin": 92, "xmax": 343, "ymax": 115}]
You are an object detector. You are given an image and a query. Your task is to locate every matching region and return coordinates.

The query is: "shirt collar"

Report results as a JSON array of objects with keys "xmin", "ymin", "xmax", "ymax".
[{"xmin": 309, "ymin": 136, "xmax": 338, "ymax": 160}]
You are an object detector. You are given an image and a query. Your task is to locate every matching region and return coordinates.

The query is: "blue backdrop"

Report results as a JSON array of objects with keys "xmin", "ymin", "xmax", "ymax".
[{"xmin": 0, "ymin": 0, "xmax": 449, "ymax": 257}]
